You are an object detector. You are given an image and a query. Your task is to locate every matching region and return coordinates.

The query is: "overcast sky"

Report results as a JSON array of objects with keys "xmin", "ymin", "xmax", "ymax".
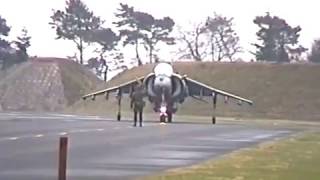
[{"xmin": 0, "ymin": 0, "xmax": 318, "ymax": 62}]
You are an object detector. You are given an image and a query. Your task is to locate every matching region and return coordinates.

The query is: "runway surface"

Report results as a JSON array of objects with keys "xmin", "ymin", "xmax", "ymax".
[{"xmin": 0, "ymin": 112, "xmax": 293, "ymax": 180}]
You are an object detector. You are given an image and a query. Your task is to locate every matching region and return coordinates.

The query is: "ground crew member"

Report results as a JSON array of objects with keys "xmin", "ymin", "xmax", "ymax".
[{"xmin": 130, "ymin": 83, "xmax": 146, "ymax": 127}]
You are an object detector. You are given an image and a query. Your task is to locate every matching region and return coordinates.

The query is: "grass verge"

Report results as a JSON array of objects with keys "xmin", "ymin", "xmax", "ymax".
[{"xmin": 139, "ymin": 131, "xmax": 320, "ymax": 180}]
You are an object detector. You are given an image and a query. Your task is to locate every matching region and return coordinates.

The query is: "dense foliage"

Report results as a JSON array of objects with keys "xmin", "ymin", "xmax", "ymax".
[{"xmin": 252, "ymin": 12, "xmax": 306, "ymax": 62}]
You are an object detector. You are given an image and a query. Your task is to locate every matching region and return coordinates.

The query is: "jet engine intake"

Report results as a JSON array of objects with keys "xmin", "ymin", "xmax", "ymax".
[
  {"xmin": 143, "ymin": 74, "xmax": 157, "ymax": 100},
  {"xmin": 171, "ymin": 75, "xmax": 187, "ymax": 103}
]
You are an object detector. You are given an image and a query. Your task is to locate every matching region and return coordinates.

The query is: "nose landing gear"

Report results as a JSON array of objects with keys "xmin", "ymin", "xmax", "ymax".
[
  {"xmin": 160, "ymin": 114, "xmax": 166, "ymax": 123},
  {"xmin": 159, "ymin": 105, "xmax": 167, "ymax": 123},
  {"xmin": 159, "ymin": 105, "xmax": 173, "ymax": 123}
]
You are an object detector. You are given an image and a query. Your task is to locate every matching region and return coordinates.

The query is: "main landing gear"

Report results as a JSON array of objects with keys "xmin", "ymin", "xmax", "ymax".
[{"xmin": 116, "ymin": 90, "xmax": 122, "ymax": 121}]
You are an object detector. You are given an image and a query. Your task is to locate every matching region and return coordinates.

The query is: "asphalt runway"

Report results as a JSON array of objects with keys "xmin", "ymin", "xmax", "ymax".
[{"xmin": 0, "ymin": 112, "xmax": 293, "ymax": 180}]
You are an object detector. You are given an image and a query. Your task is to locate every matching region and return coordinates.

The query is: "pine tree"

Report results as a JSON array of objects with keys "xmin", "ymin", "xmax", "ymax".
[
  {"xmin": 49, "ymin": 0, "xmax": 103, "ymax": 64},
  {"xmin": 253, "ymin": 12, "xmax": 303, "ymax": 62},
  {"xmin": 14, "ymin": 27, "xmax": 31, "ymax": 63},
  {"xmin": 113, "ymin": 3, "xmax": 175, "ymax": 65}
]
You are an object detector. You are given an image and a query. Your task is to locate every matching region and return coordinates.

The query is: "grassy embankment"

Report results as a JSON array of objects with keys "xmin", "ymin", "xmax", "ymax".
[
  {"xmin": 69, "ymin": 62, "xmax": 320, "ymax": 121},
  {"xmin": 0, "ymin": 58, "xmax": 102, "ymax": 111}
]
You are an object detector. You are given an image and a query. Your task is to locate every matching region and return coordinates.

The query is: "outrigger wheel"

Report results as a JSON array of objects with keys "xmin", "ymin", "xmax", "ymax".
[
  {"xmin": 212, "ymin": 116, "xmax": 216, "ymax": 124},
  {"xmin": 117, "ymin": 112, "xmax": 121, "ymax": 121}
]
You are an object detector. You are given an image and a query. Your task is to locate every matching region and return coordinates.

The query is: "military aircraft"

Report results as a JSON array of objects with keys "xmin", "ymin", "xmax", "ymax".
[{"xmin": 82, "ymin": 62, "xmax": 253, "ymax": 124}]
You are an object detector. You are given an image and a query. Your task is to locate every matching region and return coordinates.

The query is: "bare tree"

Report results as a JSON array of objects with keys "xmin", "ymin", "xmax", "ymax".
[
  {"xmin": 205, "ymin": 12, "xmax": 242, "ymax": 62},
  {"xmin": 177, "ymin": 23, "xmax": 208, "ymax": 61},
  {"xmin": 176, "ymin": 13, "xmax": 241, "ymax": 62}
]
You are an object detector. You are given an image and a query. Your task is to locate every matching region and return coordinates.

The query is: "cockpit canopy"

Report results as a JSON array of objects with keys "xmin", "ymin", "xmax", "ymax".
[{"xmin": 153, "ymin": 63, "xmax": 174, "ymax": 77}]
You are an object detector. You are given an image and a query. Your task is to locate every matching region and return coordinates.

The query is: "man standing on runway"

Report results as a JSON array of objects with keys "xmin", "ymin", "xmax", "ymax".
[{"xmin": 130, "ymin": 83, "xmax": 146, "ymax": 127}]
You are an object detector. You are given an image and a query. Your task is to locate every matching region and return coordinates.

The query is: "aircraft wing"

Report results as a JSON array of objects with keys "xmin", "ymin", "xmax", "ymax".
[
  {"xmin": 82, "ymin": 76, "xmax": 145, "ymax": 100},
  {"xmin": 184, "ymin": 77, "xmax": 253, "ymax": 105}
]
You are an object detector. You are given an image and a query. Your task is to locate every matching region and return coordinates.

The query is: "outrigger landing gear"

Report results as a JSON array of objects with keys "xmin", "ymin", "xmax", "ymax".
[
  {"xmin": 212, "ymin": 92, "xmax": 217, "ymax": 124},
  {"xmin": 212, "ymin": 116, "xmax": 216, "ymax": 124},
  {"xmin": 117, "ymin": 112, "xmax": 121, "ymax": 121},
  {"xmin": 116, "ymin": 89, "xmax": 122, "ymax": 121}
]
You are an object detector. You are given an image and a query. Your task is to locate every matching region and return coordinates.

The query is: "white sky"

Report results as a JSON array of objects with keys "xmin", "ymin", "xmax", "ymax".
[{"xmin": 0, "ymin": 0, "xmax": 319, "ymax": 61}]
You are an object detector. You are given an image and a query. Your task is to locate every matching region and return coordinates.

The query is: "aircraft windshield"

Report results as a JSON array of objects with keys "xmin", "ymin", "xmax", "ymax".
[{"xmin": 154, "ymin": 63, "xmax": 174, "ymax": 77}]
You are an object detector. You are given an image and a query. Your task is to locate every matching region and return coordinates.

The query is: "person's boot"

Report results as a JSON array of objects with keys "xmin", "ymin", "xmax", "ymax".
[
  {"xmin": 133, "ymin": 119, "xmax": 137, "ymax": 127},
  {"xmin": 133, "ymin": 112, "xmax": 137, "ymax": 127},
  {"xmin": 134, "ymin": 118, "xmax": 137, "ymax": 127},
  {"xmin": 139, "ymin": 118, "xmax": 142, "ymax": 127},
  {"xmin": 139, "ymin": 111, "xmax": 143, "ymax": 127}
]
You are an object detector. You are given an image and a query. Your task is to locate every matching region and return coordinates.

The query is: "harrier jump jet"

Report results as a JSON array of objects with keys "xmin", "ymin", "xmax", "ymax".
[{"xmin": 82, "ymin": 62, "xmax": 253, "ymax": 124}]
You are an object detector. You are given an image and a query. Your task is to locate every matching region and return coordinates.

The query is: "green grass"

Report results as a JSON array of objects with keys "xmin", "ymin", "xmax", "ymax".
[
  {"xmin": 139, "ymin": 131, "xmax": 320, "ymax": 180},
  {"xmin": 69, "ymin": 62, "xmax": 320, "ymax": 121}
]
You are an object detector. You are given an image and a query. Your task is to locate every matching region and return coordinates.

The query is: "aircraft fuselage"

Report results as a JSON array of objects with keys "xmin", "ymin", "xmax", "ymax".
[{"xmin": 143, "ymin": 63, "xmax": 187, "ymax": 116}]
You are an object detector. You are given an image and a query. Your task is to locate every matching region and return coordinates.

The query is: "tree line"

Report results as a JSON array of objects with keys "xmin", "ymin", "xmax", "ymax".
[
  {"xmin": 1, "ymin": 0, "xmax": 320, "ymax": 71},
  {"xmin": 0, "ymin": 17, "xmax": 31, "ymax": 70}
]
